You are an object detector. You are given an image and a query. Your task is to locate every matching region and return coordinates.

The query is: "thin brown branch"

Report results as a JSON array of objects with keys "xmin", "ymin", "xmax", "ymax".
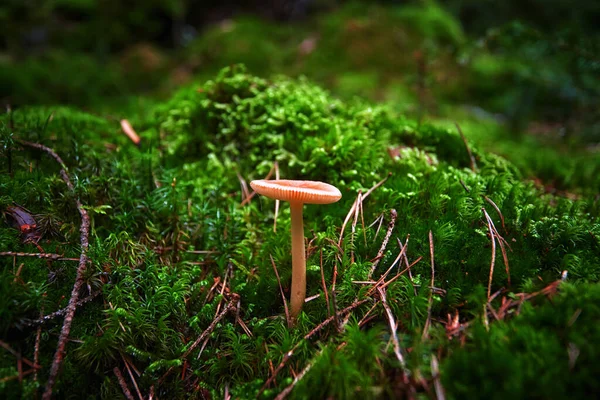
[
  {"xmin": 34, "ymin": 307, "xmax": 43, "ymax": 381},
  {"xmin": 113, "ymin": 367, "xmax": 135, "ymax": 400},
  {"xmin": 431, "ymin": 354, "xmax": 446, "ymax": 400},
  {"xmin": 484, "ymin": 208, "xmax": 497, "ymax": 300},
  {"xmin": 319, "ymin": 248, "xmax": 331, "ymax": 317},
  {"xmin": 0, "ymin": 251, "xmax": 79, "ymax": 261},
  {"xmin": 338, "ymin": 173, "xmax": 391, "ymax": 248},
  {"xmin": 122, "ymin": 355, "xmax": 143, "ymax": 400},
  {"xmin": 259, "ymin": 298, "xmax": 369, "ymax": 396},
  {"xmin": 483, "ymin": 208, "xmax": 511, "ymax": 290},
  {"xmin": 422, "ymin": 230, "xmax": 435, "ymax": 341},
  {"xmin": 18, "ymin": 140, "xmax": 91, "ymax": 400},
  {"xmin": 378, "ymin": 287, "xmax": 407, "ymax": 370},
  {"xmin": 369, "ymin": 209, "xmax": 397, "ymax": 280},
  {"xmin": 120, "ymin": 119, "xmax": 141, "ymax": 146},
  {"xmin": 159, "ymin": 294, "xmax": 238, "ymax": 384},
  {"xmin": 274, "ymin": 349, "xmax": 322, "ymax": 400},
  {"xmin": 483, "ymin": 196, "xmax": 506, "ymax": 233},
  {"xmin": 270, "ymin": 254, "xmax": 291, "ymax": 326},
  {"xmin": 240, "ymin": 162, "xmax": 277, "ymax": 206},
  {"xmin": 22, "ymin": 291, "xmax": 101, "ymax": 327},
  {"xmin": 455, "ymin": 122, "xmax": 477, "ymax": 172}
]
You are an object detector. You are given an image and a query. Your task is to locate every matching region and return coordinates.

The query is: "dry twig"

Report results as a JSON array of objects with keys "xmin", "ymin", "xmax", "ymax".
[
  {"xmin": 422, "ymin": 230, "xmax": 435, "ymax": 340},
  {"xmin": 455, "ymin": 122, "xmax": 477, "ymax": 172},
  {"xmin": 368, "ymin": 209, "xmax": 397, "ymax": 280},
  {"xmin": 270, "ymin": 254, "xmax": 291, "ymax": 326},
  {"xmin": 113, "ymin": 367, "xmax": 135, "ymax": 400},
  {"xmin": 18, "ymin": 140, "xmax": 91, "ymax": 400}
]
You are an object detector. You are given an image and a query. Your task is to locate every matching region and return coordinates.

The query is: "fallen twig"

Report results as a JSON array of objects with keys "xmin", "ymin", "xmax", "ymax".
[
  {"xmin": 378, "ymin": 287, "xmax": 407, "ymax": 371},
  {"xmin": 159, "ymin": 294, "xmax": 238, "ymax": 384},
  {"xmin": 18, "ymin": 140, "xmax": 91, "ymax": 400},
  {"xmin": 22, "ymin": 291, "xmax": 101, "ymax": 327},
  {"xmin": 0, "ymin": 251, "xmax": 79, "ymax": 261},
  {"xmin": 270, "ymin": 254, "xmax": 291, "ymax": 327},
  {"xmin": 113, "ymin": 367, "xmax": 135, "ymax": 400},
  {"xmin": 120, "ymin": 119, "xmax": 141, "ymax": 146},
  {"xmin": 422, "ymin": 230, "xmax": 435, "ymax": 341},
  {"xmin": 455, "ymin": 122, "xmax": 477, "ymax": 172},
  {"xmin": 369, "ymin": 209, "xmax": 397, "ymax": 280},
  {"xmin": 431, "ymin": 354, "xmax": 446, "ymax": 400}
]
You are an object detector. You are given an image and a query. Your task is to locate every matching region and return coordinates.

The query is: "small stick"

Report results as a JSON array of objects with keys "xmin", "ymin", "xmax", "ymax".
[
  {"xmin": 18, "ymin": 140, "xmax": 90, "ymax": 400},
  {"xmin": 369, "ymin": 209, "xmax": 397, "ymax": 279},
  {"xmin": 236, "ymin": 172, "xmax": 250, "ymax": 203},
  {"xmin": 483, "ymin": 208, "xmax": 511, "ymax": 289},
  {"xmin": 0, "ymin": 251, "xmax": 79, "ymax": 261},
  {"xmin": 122, "ymin": 355, "xmax": 143, "ymax": 400},
  {"xmin": 34, "ymin": 306, "xmax": 43, "ymax": 381},
  {"xmin": 483, "ymin": 196, "xmax": 506, "ymax": 233},
  {"xmin": 259, "ymin": 299, "xmax": 369, "ymax": 395},
  {"xmin": 159, "ymin": 295, "xmax": 238, "ymax": 384},
  {"xmin": 338, "ymin": 173, "xmax": 391, "ymax": 247},
  {"xmin": 113, "ymin": 367, "xmax": 135, "ymax": 400},
  {"xmin": 120, "ymin": 119, "xmax": 141, "ymax": 146},
  {"xmin": 484, "ymin": 208, "xmax": 497, "ymax": 300},
  {"xmin": 422, "ymin": 230, "xmax": 435, "ymax": 341},
  {"xmin": 378, "ymin": 287, "xmax": 407, "ymax": 370},
  {"xmin": 274, "ymin": 350, "xmax": 322, "ymax": 400},
  {"xmin": 270, "ymin": 255, "xmax": 290, "ymax": 326},
  {"xmin": 23, "ymin": 291, "xmax": 101, "ymax": 327},
  {"xmin": 431, "ymin": 354, "xmax": 446, "ymax": 400},
  {"xmin": 319, "ymin": 248, "xmax": 331, "ymax": 317},
  {"xmin": 455, "ymin": 122, "xmax": 477, "ymax": 172},
  {"xmin": 240, "ymin": 162, "xmax": 277, "ymax": 206}
]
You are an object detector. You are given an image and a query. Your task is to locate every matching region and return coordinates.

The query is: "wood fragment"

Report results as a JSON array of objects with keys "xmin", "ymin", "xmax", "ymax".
[
  {"xmin": 270, "ymin": 255, "xmax": 291, "ymax": 326},
  {"xmin": 369, "ymin": 209, "xmax": 397, "ymax": 279},
  {"xmin": 422, "ymin": 230, "xmax": 435, "ymax": 341},
  {"xmin": 120, "ymin": 119, "xmax": 141, "ymax": 146},
  {"xmin": 378, "ymin": 287, "xmax": 407, "ymax": 370},
  {"xmin": 455, "ymin": 122, "xmax": 477, "ymax": 172},
  {"xmin": 113, "ymin": 367, "xmax": 135, "ymax": 400},
  {"xmin": 431, "ymin": 354, "xmax": 446, "ymax": 400},
  {"xmin": 0, "ymin": 251, "xmax": 79, "ymax": 261},
  {"xmin": 18, "ymin": 140, "xmax": 91, "ymax": 400}
]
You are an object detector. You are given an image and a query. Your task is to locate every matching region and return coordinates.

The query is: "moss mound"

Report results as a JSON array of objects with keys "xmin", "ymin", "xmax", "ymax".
[{"xmin": 1, "ymin": 66, "xmax": 599, "ymax": 399}]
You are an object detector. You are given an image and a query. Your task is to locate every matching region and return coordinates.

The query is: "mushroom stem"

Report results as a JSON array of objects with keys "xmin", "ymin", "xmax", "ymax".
[{"xmin": 289, "ymin": 201, "xmax": 306, "ymax": 324}]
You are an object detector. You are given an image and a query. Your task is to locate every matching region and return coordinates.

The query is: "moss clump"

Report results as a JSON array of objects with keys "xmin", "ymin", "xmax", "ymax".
[{"xmin": 1, "ymin": 66, "xmax": 599, "ymax": 399}]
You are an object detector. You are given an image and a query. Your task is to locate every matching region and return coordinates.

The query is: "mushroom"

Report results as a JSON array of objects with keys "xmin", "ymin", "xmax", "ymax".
[{"xmin": 250, "ymin": 179, "xmax": 342, "ymax": 323}]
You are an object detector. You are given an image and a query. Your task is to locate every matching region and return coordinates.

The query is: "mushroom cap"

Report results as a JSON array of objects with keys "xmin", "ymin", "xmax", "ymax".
[{"xmin": 250, "ymin": 179, "xmax": 342, "ymax": 204}]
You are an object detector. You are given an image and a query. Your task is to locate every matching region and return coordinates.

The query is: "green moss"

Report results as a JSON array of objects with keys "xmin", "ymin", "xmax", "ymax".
[{"xmin": 1, "ymin": 66, "xmax": 599, "ymax": 399}]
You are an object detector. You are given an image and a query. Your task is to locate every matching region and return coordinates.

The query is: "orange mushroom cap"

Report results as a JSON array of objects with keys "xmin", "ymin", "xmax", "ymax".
[{"xmin": 250, "ymin": 179, "xmax": 342, "ymax": 204}]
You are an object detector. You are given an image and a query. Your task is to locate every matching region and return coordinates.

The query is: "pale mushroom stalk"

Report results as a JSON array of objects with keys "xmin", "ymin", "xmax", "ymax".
[
  {"xmin": 250, "ymin": 179, "xmax": 342, "ymax": 325},
  {"xmin": 289, "ymin": 200, "xmax": 306, "ymax": 321}
]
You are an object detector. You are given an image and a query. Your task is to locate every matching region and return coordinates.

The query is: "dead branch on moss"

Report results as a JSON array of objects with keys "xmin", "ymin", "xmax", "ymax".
[
  {"xmin": 120, "ymin": 119, "xmax": 141, "ymax": 146},
  {"xmin": 22, "ymin": 290, "xmax": 102, "ymax": 327},
  {"xmin": 274, "ymin": 349, "xmax": 323, "ymax": 400},
  {"xmin": 483, "ymin": 196, "xmax": 506, "ymax": 233},
  {"xmin": 18, "ymin": 140, "xmax": 91, "ymax": 400},
  {"xmin": 378, "ymin": 287, "xmax": 407, "ymax": 370},
  {"xmin": 270, "ymin": 254, "xmax": 291, "ymax": 326},
  {"xmin": 113, "ymin": 367, "xmax": 136, "ymax": 400},
  {"xmin": 240, "ymin": 161, "xmax": 277, "ymax": 206},
  {"xmin": 482, "ymin": 207, "xmax": 511, "ymax": 296},
  {"xmin": 422, "ymin": 230, "xmax": 435, "ymax": 341},
  {"xmin": 338, "ymin": 173, "xmax": 391, "ymax": 249},
  {"xmin": 259, "ymin": 298, "xmax": 369, "ymax": 396},
  {"xmin": 369, "ymin": 209, "xmax": 397, "ymax": 280},
  {"xmin": 431, "ymin": 354, "xmax": 446, "ymax": 400},
  {"xmin": 455, "ymin": 122, "xmax": 477, "ymax": 172},
  {"xmin": 159, "ymin": 294, "xmax": 239, "ymax": 385},
  {"xmin": 0, "ymin": 251, "xmax": 79, "ymax": 261}
]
